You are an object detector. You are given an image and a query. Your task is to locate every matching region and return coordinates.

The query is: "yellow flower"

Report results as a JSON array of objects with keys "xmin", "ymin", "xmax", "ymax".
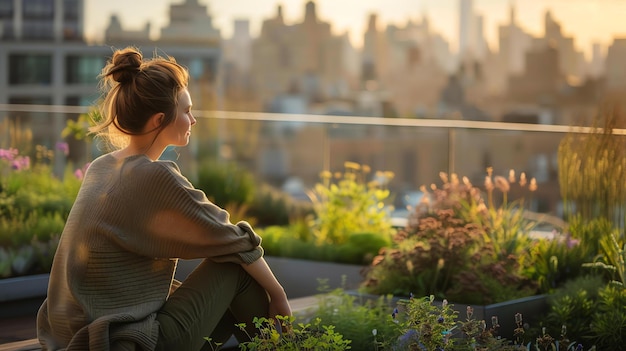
[
  {"xmin": 344, "ymin": 161, "xmax": 360, "ymax": 171},
  {"xmin": 319, "ymin": 170, "xmax": 332, "ymax": 179}
]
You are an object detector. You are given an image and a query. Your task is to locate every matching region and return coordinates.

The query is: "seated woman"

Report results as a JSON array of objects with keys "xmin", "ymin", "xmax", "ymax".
[{"xmin": 37, "ymin": 46, "xmax": 291, "ymax": 351}]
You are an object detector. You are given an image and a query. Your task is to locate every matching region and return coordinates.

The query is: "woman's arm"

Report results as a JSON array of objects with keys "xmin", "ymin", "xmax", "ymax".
[{"xmin": 241, "ymin": 257, "xmax": 292, "ymax": 319}]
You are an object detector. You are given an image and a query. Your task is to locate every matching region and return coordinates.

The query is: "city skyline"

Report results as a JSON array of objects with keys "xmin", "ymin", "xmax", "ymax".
[{"xmin": 85, "ymin": 0, "xmax": 626, "ymax": 58}]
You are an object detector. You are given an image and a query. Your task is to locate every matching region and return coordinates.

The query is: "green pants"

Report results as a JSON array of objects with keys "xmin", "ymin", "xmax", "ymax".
[{"xmin": 155, "ymin": 259, "xmax": 269, "ymax": 351}]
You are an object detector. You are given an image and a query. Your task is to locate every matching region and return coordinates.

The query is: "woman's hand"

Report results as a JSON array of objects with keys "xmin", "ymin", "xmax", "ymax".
[
  {"xmin": 241, "ymin": 257, "xmax": 293, "ymax": 319},
  {"xmin": 268, "ymin": 290, "xmax": 292, "ymax": 319}
]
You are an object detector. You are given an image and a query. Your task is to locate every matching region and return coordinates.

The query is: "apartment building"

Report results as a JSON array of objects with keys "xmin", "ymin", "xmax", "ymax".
[{"xmin": 0, "ymin": 0, "xmax": 221, "ymax": 156}]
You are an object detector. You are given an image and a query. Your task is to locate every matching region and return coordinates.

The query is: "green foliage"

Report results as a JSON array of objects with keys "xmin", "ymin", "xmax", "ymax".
[
  {"xmin": 196, "ymin": 158, "xmax": 256, "ymax": 209},
  {"xmin": 582, "ymin": 229, "xmax": 625, "ymax": 288},
  {"xmin": 544, "ymin": 274, "xmax": 626, "ymax": 350},
  {"xmin": 0, "ymin": 146, "xmax": 81, "ymax": 278},
  {"xmin": 589, "ymin": 284, "xmax": 626, "ymax": 350},
  {"xmin": 233, "ymin": 315, "xmax": 352, "ymax": 351},
  {"xmin": 314, "ymin": 288, "xmax": 400, "ymax": 350},
  {"xmin": 557, "ymin": 103, "xmax": 626, "ymax": 228},
  {"xmin": 247, "ymin": 184, "xmax": 313, "ymax": 227},
  {"xmin": 307, "ymin": 162, "xmax": 395, "ymax": 246},
  {"xmin": 258, "ymin": 225, "xmax": 390, "ymax": 265},
  {"xmin": 544, "ymin": 275, "xmax": 602, "ymax": 341},
  {"xmin": 362, "ymin": 170, "xmax": 538, "ymax": 304},
  {"xmin": 391, "ymin": 295, "xmax": 459, "ymax": 351}
]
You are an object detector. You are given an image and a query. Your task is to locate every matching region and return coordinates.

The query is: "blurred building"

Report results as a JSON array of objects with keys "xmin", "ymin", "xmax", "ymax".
[
  {"xmin": 249, "ymin": 2, "xmax": 359, "ymax": 114},
  {"xmin": 458, "ymin": 0, "xmax": 488, "ymax": 61},
  {"xmin": 605, "ymin": 38, "xmax": 626, "ymax": 92},
  {"xmin": 0, "ymin": 0, "xmax": 221, "ymax": 168}
]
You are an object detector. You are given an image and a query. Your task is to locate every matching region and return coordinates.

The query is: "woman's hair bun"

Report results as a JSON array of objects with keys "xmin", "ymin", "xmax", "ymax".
[{"xmin": 107, "ymin": 48, "xmax": 143, "ymax": 84}]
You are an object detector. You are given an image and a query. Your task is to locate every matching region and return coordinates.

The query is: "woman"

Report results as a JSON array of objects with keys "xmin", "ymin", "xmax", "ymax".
[{"xmin": 37, "ymin": 47, "xmax": 291, "ymax": 351}]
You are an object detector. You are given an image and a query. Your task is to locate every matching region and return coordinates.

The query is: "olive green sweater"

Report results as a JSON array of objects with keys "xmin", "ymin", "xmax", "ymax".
[{"xmin": 37, "ymin": 154, "xmax": 263, "ymax": 351}]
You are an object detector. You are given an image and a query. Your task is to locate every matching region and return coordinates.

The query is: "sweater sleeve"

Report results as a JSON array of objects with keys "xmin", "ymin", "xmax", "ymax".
[{"xmin": 104, "ymin": 159, "xmax": 262, "ymax": 264}]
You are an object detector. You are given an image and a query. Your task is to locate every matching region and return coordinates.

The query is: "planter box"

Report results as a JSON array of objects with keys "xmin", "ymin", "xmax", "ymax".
[
  {"xmin": 347, "ymin": 290, "xmax": 548, "ymax": 341},
  {"xmin": 264, "ymin": 256, "xmax": 365, "ymax": 299},
  {"xmin": 0, "ymin": 274, "xmax": 49, "ymax": 319},
  {"xmin": 176, "ymin": 256, "xmax": 366, "ymax": 299}
]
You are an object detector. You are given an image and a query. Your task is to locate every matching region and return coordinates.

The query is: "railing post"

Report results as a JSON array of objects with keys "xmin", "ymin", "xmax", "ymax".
[{"xmin": 448, "ymin": 128, "xmax": 455, "ymax": 175}]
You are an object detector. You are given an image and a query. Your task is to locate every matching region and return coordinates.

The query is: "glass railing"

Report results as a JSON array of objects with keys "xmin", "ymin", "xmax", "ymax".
[{"xmin": 2, "ymin": 104, "xmax": 625, "ymax": 223}]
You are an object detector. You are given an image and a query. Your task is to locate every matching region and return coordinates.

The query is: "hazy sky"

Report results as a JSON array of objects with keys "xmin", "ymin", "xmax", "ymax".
[{"xmin": 85, "ymin": 0, "xmax": 626, "ymax": 57}]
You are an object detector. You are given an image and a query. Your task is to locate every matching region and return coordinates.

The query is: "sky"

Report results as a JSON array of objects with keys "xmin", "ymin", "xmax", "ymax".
[{"xmin": 85, "ymin": 0, "xmax": 626, "ymax": 58}]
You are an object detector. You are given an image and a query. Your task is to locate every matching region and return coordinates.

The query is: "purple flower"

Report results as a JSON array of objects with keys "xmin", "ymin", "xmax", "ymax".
[{"xmin": 55, "ymin": 142, "xmax": 69, "ymax": 156}]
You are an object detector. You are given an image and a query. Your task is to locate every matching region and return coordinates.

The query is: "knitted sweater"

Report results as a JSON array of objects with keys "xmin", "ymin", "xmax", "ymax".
[{"xmin": 37, "ymin": 154, "xmax": 263, "ymax": 351}]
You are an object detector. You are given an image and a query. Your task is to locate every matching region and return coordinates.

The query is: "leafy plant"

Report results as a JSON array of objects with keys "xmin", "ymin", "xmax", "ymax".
[
  {"xmin": 247, "ymin": 184, "xmax": 313, "ymax": 227},
  {"xmin": 558, "ymin": 102, "xmax": 626, "ymax": 229},
  {"xmin": 0, "ymin": 146, "xmax": 82, "ymax": 278},
  {"xmin": 361, "ymin": 169, "xmax": 538, "ymax": 304},
  {"xmin": 314, "ymin": 287, "xmax": 400, "ymax": 350},
  {"xmin": 588, "ymin": 284, "xmax": 626, "ymax": 350},
  {"xmin": 232, "ymin": 315, "xmax": 351, "ymax": 351},
  {"xmin": 543, "ymin": 275, "xmax": 601, "ymax": 342},
  {"xmin": 583, "ymin": 230, "xmax": 626, "ymax": 289},
  {"xmin": 307, "ymin": 161, "xmax": 395, "ymax": 245},
  {"xmin": 259, "ymin": 225, "xmax": 388, "ymax": 265},
  {"xmin": 196, "ymin": 157, "xmax": 257, "ymax": 209}
]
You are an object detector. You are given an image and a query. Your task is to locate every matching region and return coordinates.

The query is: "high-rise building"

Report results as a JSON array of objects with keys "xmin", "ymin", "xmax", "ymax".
[
  {"xmin": 459, "ymin": 0, "xmax": 475, "ymax": 57},
  {"xmin": 605, "ymin": 38, "xmax": 626, "ymax": 92},
  {"xmin": 497, "ymin": 2, "xmax": 532, "ymax": 76}
]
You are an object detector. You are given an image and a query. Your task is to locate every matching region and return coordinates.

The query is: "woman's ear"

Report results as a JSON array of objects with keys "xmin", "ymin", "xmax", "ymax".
[{"xmin": 150, "ymin": 112, "xmax": 165, "ymax": 128}]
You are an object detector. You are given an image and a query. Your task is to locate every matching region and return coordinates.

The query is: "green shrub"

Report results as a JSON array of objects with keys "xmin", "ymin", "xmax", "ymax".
[
  {"xmin": 0, "ymin": 146, "xmax": 81, "ymax": 278},
  {"xmin": 195, "ymin": 158, "xmax": 256, "ymax": 209},
  {"xmin": 314, "ymin": 288, "xmax": 400, "ymax": 350},
  {"xmin": 362, "ymin": 169, "xmax": 539, "ymax": 305},
  {"xmin": 228, "ymin": 315, "xmax": 352, "ymax": 351},
  {"xmin": 258, "ymin": 225, "xmax": 389, "ymax": 265},
  {"xmin": 247, "ymin": 184, "xmax": 313, "ymax": 227},
  {"xmin": 558, "ymin": 103, "xmax": 626, "ymax": 228},
  {"xmin": 307, "ymin": 162, "xmax": 395, "ymax": 246},
  {"xmin": 544, "ymin": 275, "xmax": 602, "ymax": 340}
]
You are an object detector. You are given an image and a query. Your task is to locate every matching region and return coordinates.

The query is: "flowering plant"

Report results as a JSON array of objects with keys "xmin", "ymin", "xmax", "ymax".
[
  {"xmin": 0, "ymin": 144, "xmax": 83, "ymax": 278},
  {"xmin": 361, "ymin": 168, "xmax": 539, "ymax": 305}
]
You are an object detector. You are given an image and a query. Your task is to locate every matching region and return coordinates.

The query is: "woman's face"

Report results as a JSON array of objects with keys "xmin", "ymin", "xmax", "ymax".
[{"xmin": 162, "ymin": 88, "xmax": 196, "ymax": 147}]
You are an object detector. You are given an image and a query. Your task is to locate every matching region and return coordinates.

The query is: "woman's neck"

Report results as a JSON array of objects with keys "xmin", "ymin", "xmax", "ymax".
[{"xmin": 115, "ymin": 139, "xmax": 164, "ymax": 161}]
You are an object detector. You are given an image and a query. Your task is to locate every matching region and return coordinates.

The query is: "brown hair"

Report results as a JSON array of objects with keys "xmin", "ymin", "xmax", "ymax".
[{"xmin": 90, "ymin": 47, "xmax": 189, "ymax": 149}]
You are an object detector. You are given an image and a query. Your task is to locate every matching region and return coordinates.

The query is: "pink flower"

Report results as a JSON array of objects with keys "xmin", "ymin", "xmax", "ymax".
[
  {"xmin": 11, "ymin": 156, "xmax": 30, "ymax": 171},
  {"xmin": 74, "ymin": 162, "xmax": 91, "ymax": 180},
  {"xmin": 0, "ymin": 148, "xmax": 18, "ymax": 161}
]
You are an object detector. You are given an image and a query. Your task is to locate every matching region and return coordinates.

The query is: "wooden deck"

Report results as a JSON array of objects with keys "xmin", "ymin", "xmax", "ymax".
[
  {"xmin": 0, "ymin": 315, "xmax": 38, "ymax": 351},
  {"xmin": 0, "ymin": 295, "xmax": 320, "ymax": 351}
]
